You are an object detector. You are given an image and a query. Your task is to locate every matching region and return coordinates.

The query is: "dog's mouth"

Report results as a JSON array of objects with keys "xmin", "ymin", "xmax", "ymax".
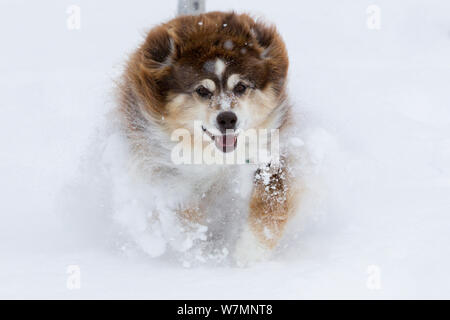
[{"xmin": 202, "ymin": 126, "xmax": 237, "ymax": 153}]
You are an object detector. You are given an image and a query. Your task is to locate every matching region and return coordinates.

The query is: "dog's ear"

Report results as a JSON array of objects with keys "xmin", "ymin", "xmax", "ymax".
[
  {"xmin": 251, "ymin": 21, "xmax": 282, "ymax": 59},
  {"xmin": 142, "ymin": 26, "xmax": 174, "ymax": 68},
  {"xmin": 252, "ymin": 22, "xmax": 276, "ymax": 50},
  {"xmin": 251, "ymin": 20, "xmax": 289, "ymax": 93},
  {"xmin": 127, "ymin": 26, "xmax": 176, "ymax": 113}
]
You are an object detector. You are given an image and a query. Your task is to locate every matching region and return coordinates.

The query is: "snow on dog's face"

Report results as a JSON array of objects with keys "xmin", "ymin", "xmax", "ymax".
[{"xmin": 125, "ymin": 12, "xmax": 289, "ymax": 153}]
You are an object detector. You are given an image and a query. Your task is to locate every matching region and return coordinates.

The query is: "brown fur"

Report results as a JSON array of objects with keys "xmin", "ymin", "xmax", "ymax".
[
  {"xmin": 119, "ymin": 11, "xmax": 289, "ymax": 129},
  {"xmin": 249, "ymin": 160, "xmax": 299, "ymax": 249},
  {"xmin": 118, "ymin": 12, "xmax": 297, "ymax": 259}
]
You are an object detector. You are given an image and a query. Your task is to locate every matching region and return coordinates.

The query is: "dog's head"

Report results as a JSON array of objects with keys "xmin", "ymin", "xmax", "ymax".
[{"xmin": 125, "ymin": 12, "xmax": 289, "ymax": 153}]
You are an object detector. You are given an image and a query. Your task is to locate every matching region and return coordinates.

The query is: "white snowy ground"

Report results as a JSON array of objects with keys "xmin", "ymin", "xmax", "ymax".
[{"xmin": 1, "ymin": 0, "xmax": 450, "ymax": 299}]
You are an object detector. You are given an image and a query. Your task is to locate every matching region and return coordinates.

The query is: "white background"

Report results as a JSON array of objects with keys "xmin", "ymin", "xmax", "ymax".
[{"xmin": 0, "ymin": 0, "xmax": 449, "ymax": 299}]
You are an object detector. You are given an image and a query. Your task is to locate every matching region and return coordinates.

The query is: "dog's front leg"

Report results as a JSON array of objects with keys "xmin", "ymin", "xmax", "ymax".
[{"xmin": 234, "ymin": 162, "xmax": 299, "ymax": 266}]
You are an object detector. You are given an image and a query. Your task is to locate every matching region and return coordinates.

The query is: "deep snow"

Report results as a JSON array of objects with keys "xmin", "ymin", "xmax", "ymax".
[{"xmin": 1, "ymin": 0, "xmax": 450, "ymax": 299}]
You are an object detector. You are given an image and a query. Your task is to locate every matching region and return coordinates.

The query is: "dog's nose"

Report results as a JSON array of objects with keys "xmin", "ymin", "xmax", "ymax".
[{"xmin": 216, "ymin": 111, "xmax": 237, "ymax": 133}]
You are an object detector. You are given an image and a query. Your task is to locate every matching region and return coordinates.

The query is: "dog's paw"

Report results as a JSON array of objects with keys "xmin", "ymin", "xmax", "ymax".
[{"xmin": 233, "ymin": 226, "xmax": 270, "ymax": 267}]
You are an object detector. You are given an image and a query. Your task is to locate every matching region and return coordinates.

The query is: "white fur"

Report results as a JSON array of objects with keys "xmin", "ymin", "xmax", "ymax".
[
  {"xmin": 214, "ymin": 59, "xmax": 226, "ymax": 79},
  {"xmin": 198, "ymin": 79, "xmax": 216, "ymax": 92},
  {"xmin": 227, "ymin": 74, "xmax": 240, "ymax": 90},
  {"xmin": 113, "ymin": 69, "xmax": 293, "ymax": 266}
]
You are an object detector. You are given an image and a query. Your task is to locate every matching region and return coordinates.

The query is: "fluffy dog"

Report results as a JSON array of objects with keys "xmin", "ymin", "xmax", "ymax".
[{"xmin": 115, "ymin": 12, "xmax": 300, "ymax": 265}]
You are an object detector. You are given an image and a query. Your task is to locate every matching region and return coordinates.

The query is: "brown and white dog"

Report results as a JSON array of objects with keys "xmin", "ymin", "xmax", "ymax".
[{"xmin": 114, "ymin": 12, "xmax": 300, "ymax": 265}]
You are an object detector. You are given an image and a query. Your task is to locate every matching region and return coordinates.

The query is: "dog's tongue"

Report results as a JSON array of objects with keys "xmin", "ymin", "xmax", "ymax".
[{"xmin": 214, "ymin": 134, "xmax": 237, "ymax": 153}]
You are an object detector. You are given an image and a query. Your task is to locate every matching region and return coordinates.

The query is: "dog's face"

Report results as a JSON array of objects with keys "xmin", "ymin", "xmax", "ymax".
[{"xmin": 127, "ymin": 12, "xmax": 289, "ymax": 153}]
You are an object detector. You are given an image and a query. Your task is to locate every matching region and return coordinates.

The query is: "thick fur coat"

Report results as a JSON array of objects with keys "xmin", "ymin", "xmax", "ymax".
[{"xmin": 114, "ymin": 12, "xmax": 300, "ymax": 265}]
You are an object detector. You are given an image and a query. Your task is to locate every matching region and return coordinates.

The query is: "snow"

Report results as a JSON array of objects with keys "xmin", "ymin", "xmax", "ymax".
[
  {"xmin": 223, "ymin": 39, "xmax": 234, "ymax": 50},
  {"xmin": 1, "ymin": 0, "xmax": 450, "ymax": 299}
]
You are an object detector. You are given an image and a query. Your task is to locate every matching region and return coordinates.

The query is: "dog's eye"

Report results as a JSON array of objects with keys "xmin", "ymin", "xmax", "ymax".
[
  {"xmin": 195, "ymin": 86, "xmax": 212, "ymax": 99},
  {"xmin": 233, "ymin": 82, "xmax": 247, "ymax": 95}
]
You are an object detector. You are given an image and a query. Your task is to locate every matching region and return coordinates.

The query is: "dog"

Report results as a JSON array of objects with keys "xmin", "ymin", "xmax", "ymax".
[{"xmin": 114, "ymin": 12, "xmax": 300, "ymax": 266}]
